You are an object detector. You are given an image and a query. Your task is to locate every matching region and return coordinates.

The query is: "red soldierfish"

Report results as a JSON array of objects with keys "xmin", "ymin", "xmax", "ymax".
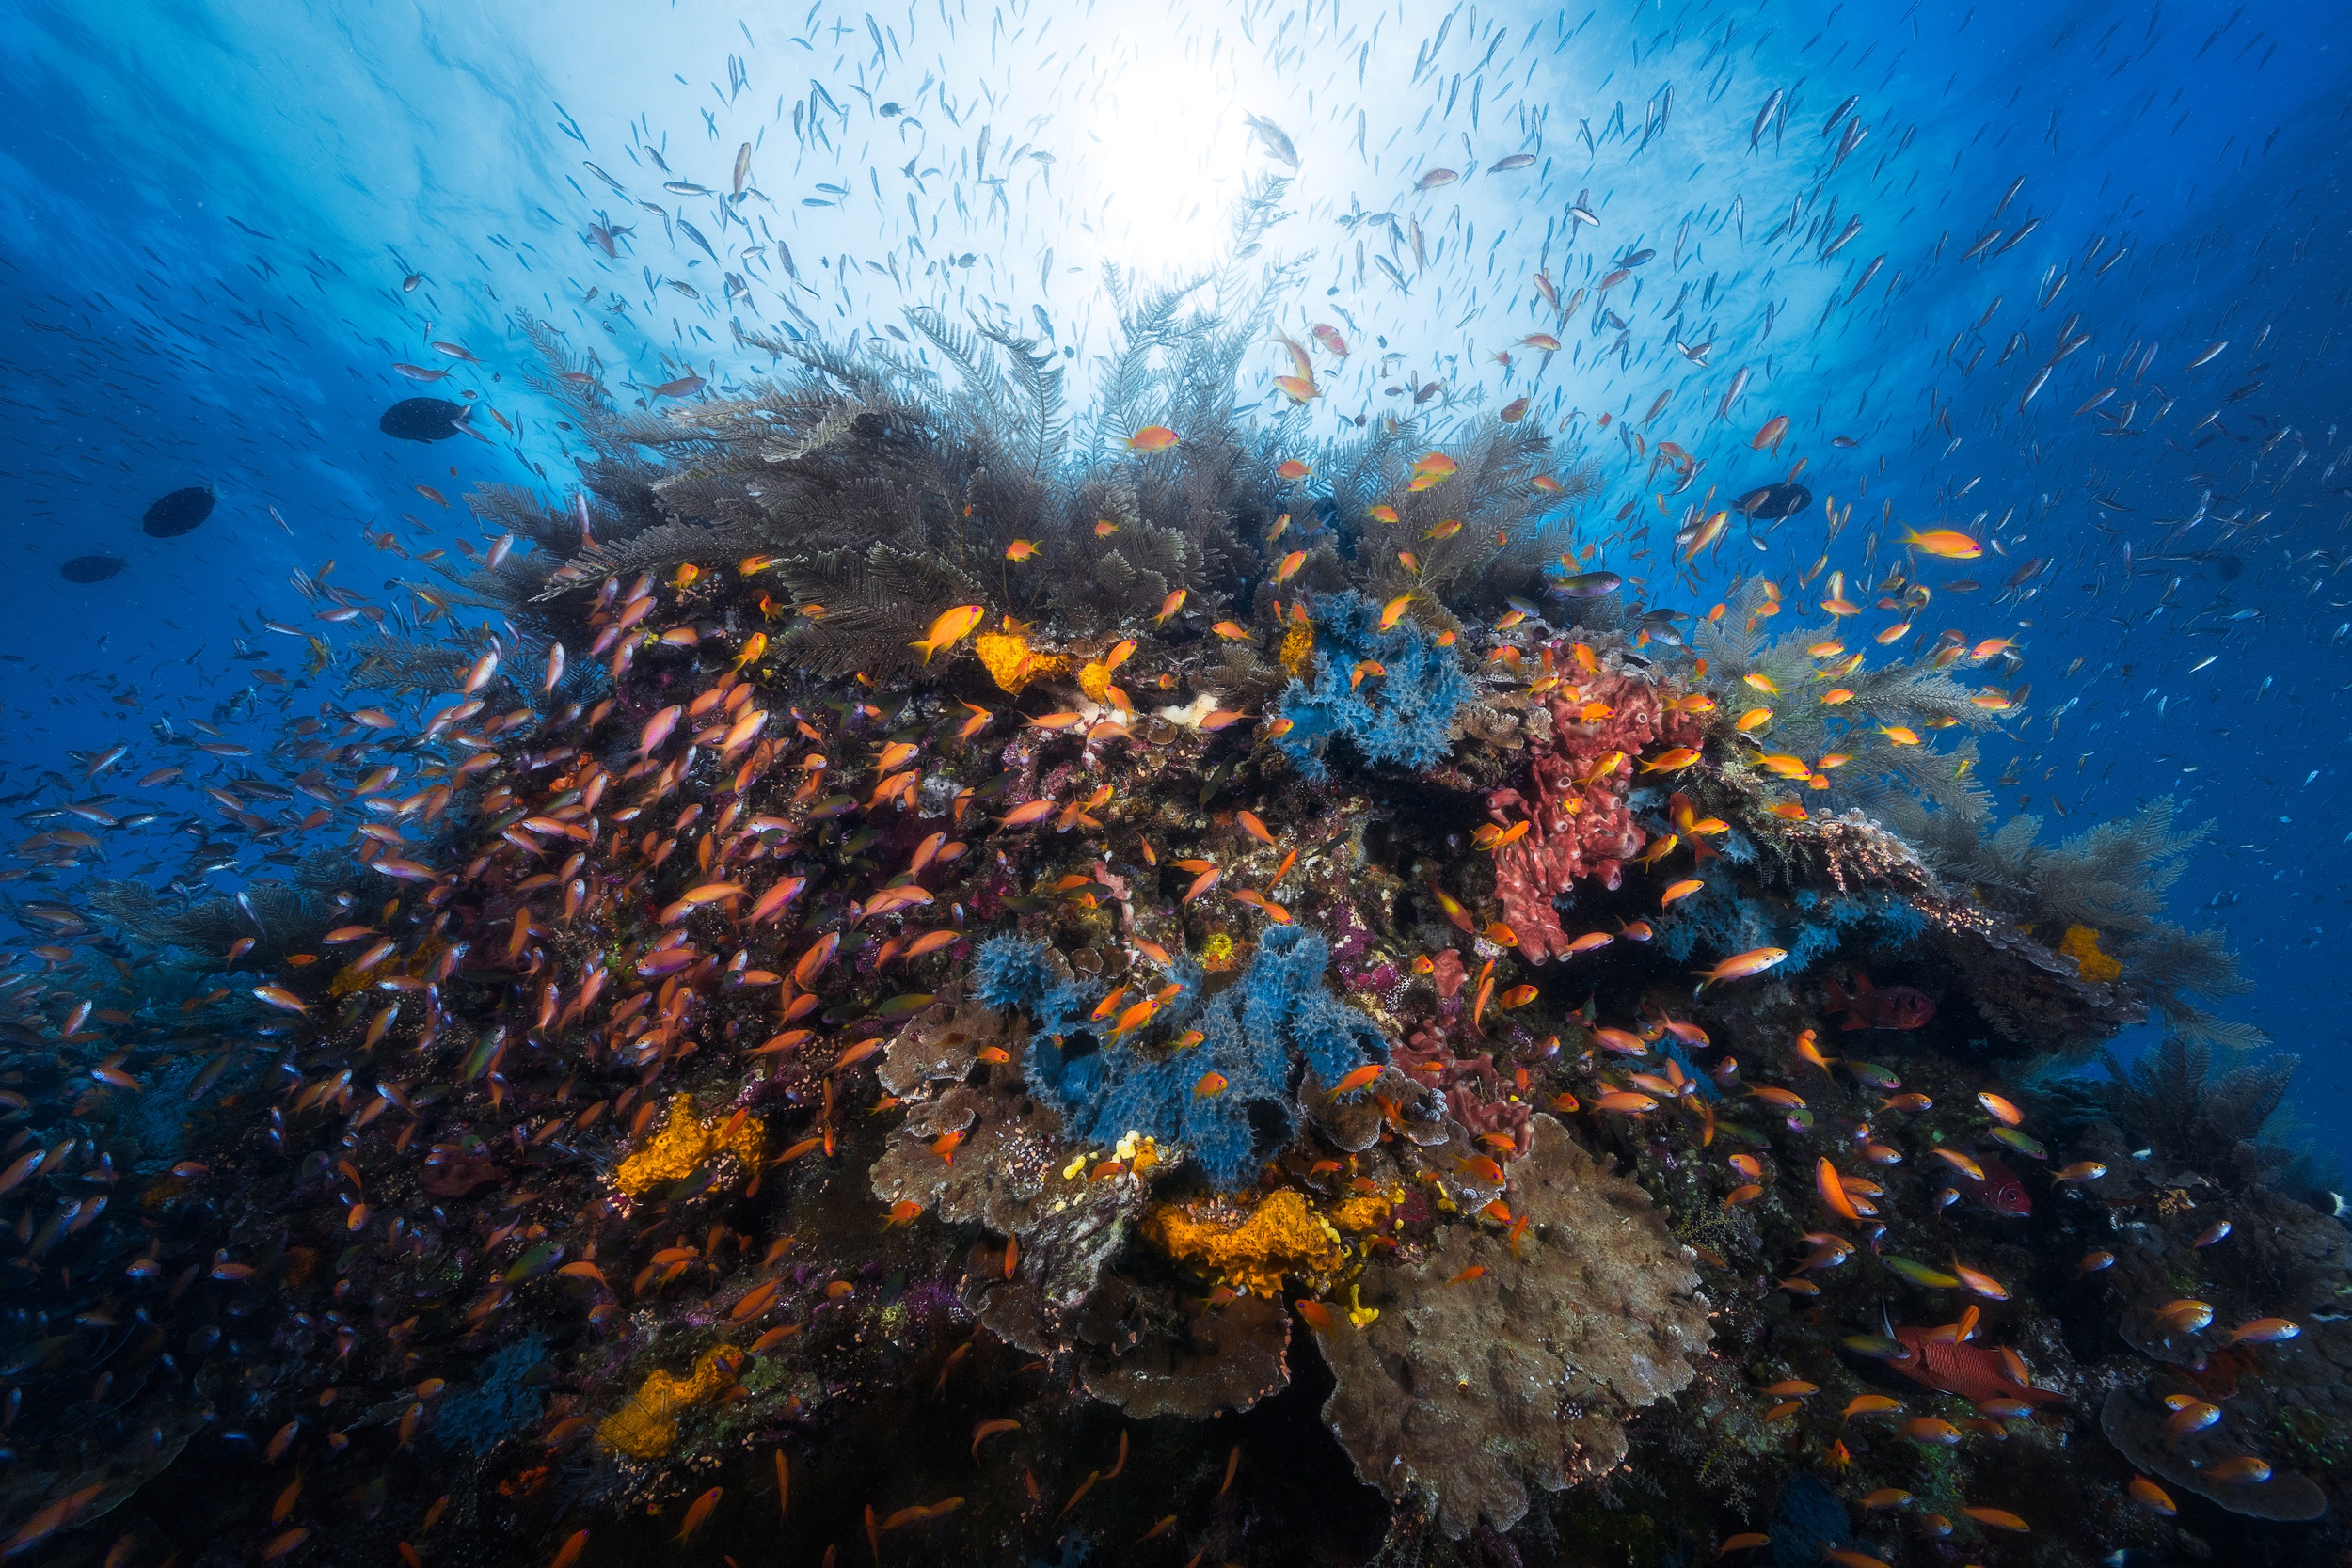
[
  {"xmin": 1822, "ymin": 972, "xmax": 1935, "ymax": 1030},
  {"xmin": 1951, "ymin": 1156, "xmax": 2031, "ymax": 1217}
]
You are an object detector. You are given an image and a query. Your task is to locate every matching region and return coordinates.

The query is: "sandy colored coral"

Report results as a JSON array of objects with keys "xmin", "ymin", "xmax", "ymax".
[
  {"xmin": 2100, "ymin": 1388, "xmax": 2327, "ymax": 1521},
  {"xmin": 975, "ymin": 630, "xmax": 1065, "ymax": 693},
  {"xmin": 2058, "ymin": 923, "xmax": 2124, "ymax": 983},
  {"xmin": 1076, "ymin": 1280, "xmax": 1291, "ymax": 1418},
  {"xmin": 870, "ymin": 1074, "xmax": 1068, "ymax": 1237},
  {"xmin": 612, "ymin": 1095, "xmax": 763, "ymax": 1197},
  {"xmin": 1142, "ymin": 1189, "xmax": 1346, "ymax": 1297},
  {"xmin": 1316, "ymin": 1114, "xmax": 1710, "ymax": 1538},
  {"xmin": 875, "ymin": 999, "xmax": 1003, "ymax": 1098},
  {"xmin": 595, "ymin": 1346, "xmax": 742, "ymax": 1460}
]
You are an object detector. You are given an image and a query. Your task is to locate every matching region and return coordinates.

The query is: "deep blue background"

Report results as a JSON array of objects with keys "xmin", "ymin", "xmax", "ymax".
[{"xmin": 1, "ymin": 0, "xmax": 2344, "ymax": 1167}]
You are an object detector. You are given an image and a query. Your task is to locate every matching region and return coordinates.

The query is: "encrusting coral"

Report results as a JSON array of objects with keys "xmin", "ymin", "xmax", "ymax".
[
  {"xmin": 2059, "ymin": 922, "xmax": 2124, "ymax": 983},
  {"xmin": 1141, "ymin": 1189, "xmax": 1345, "ymax": 1298},
  {"xmin": 595, "ymin": 1346, "xmax": 743, "ymax": 1460},
  {"xmin": 612, "ymin": 1094, "xmax": 764, "ymax": 1197}
]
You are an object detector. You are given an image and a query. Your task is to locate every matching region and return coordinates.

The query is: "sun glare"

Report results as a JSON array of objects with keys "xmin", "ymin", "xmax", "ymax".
[{"xmin": 1078, "ymin": 35, "xmax": 1247, "ymax": 271}]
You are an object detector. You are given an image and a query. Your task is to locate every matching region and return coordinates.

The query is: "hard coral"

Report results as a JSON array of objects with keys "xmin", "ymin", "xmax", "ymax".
[
  {"xmin": 1315, "ymin": 1114, "xmax": 1709, "ymax": 1537},
  {"xmin": 875, "ymin": 999, "xmax": 1005, "ymax": 1098},
  {"xmin": 1488, "ymin": 669, "xmax": 1703, "ymax": 962},
  {"xmin": 1276, "ymin": 592, "xmax": 1473, "ymax": 780},
  {"xmin": 1142, "ymin": 1189, "xmax": 1346, "ymax": 1297},
  {"xmin": 870, "ymin": 1075, "xmax": 1072, "ymax": 1239},
  {"xmin": 959, "ymin": 1177, "xmax": 1153, "ymax": 1363},
  {"xmin": 596, "ymin": 1346, "xmax": 742, "ymax": 1460},
  {"xmin": 2100, "ymin": 1388, "xmax": 2328, "ymax": 1520},
  {"xmin": 1074, "ymin": 1279, "xmax": 1293, "ymax": 1418},
  {"xmin": 1394, "ymin": 1024, "xmax": 1531, "ymax": 1161},
  {"xmin": 612, "ymin": 1094, "xmax": 763, "ymax": 1197}
]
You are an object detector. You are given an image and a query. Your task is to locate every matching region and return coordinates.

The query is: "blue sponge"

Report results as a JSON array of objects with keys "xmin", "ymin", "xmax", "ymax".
[
  {"xmin": 976, "ymin": 927, "xmax": 1386, "ymax": 1188},
  {"xmin": 1275, "ymin": 592, "xmax": 1472, "ymax": 780}
]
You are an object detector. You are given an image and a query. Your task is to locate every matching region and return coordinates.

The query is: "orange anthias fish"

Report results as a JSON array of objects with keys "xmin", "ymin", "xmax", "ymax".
[
  {"xmin": 1127, "ymin": 425, "xmax": 1180, "ymax": 452},
  {"xmin": 1693, "ymin": 947, "xmax": 1788, "ymax": 990},
  {"xmin": 1903, "ymin": 528, "xmax": 1983, "ymax": 560},
  {"xmin": 910, "ymin": 604, "xmax": 986, "ymax": 662}
]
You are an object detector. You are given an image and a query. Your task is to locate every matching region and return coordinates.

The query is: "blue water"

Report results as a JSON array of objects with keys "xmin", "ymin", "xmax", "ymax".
[{"xmin": 1, "ymin": 0, "xmax": 2345, "ymax": 1174}]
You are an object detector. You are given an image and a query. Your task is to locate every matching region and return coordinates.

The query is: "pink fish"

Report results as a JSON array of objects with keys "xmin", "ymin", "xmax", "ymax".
[{"xmin": 638, "ymin": 705, "xmax": 683, "ymax": 757}]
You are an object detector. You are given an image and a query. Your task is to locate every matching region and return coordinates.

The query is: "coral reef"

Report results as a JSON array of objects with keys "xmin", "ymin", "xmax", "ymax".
[
  {"xmin": 2103, "ymin": 1032, "xmax": 2301, "ymax": 1181},
  {"xmin": 1487, "ymin": 669, "xmax": 1702, "ymax": 960},
  {"xmin": 436, "ymin": 1334, "xmax": 550, "ymax": 1457},
  {"xmin": 1140, "ymin": 1190, "xmax": 1345, "ymax": 1297},
  {"xmin": 1073, "ymin": 1281, "xmax": 1293, "ymax": 1418},
  {"xmin": 6, "ymin": 206, "xmax": 2314, "ymax": 1568},
  {"xmin": 980, "ymin": 927, "xmax": 1386, "ymax": 1188},
  {"xmin": 1769, "ymin": 1475, "xmax": 1858, "ymax": 1568},
  {"xmin": 2101, "ymin": 1388, "xmax": 2328, "ymax": 1521}
]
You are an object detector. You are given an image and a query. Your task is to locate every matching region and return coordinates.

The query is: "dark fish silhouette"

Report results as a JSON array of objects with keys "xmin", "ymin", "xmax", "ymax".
[
  {"xmin": 1734, "ymin": 482, "xmax": 1812, "ymax": 520},
  {"xmin": 379, "ymin": 397, "xmax": 469, "ymax": 442},
  {"xmin": 60, "ymin": 555, "xmax": 127, "ymax": 583},
  {"xmin": 1824, "ymin": 972, "xmax": 1935, "ymax": 1029},
  {"xmin": 142, "ymin": 486, "xmax": 215, "ymax": 537}
]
